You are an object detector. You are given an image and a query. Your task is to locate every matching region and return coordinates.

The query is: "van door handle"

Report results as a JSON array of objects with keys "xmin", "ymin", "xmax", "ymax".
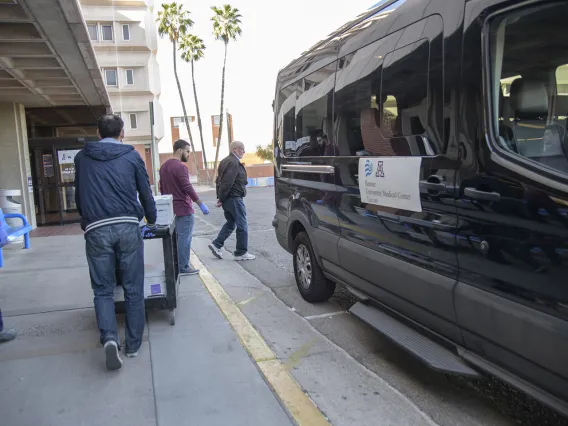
[
  {"xmin": 419, "ymin": 181, "xmax": 446, "ymax": 192},
  {"xmin": 464, "ymin": 187, "xmax": 501, "ymax": 202}
]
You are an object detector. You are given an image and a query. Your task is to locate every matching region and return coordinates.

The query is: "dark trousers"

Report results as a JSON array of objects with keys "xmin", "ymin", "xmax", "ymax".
[
  {"xmin": 213, "ymin": 197, "xmax": 248, "ymax": 256},
  {"xmin": 85, "ymin": 222, "xmax": 145, "ymax": 353}
]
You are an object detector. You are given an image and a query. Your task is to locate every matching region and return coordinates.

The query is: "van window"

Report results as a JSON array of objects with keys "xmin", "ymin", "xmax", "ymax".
[
  {"xmin": 278, "ymin": 62, "xmax": 337, "ymax": 157},
  {"xmin": 556, "ymin": 65, "xmax": 568, "ymax": 123},
  {"xmin": 277, "ymin": 81, "xmax": 303, "ymax": 157},
  {"xmin": 334, "ymin": 36, "xmax": 434, "ymax": 157},
  {"xmin": 295, "ymin": 62, "xmax": 337, "ymax": 157},
  {"xmin": 490, "ymin": 2, "xmax": 568, "ymax": 175},
  {"xmin": 381, "ymin": 40, "xmax": 428, "ymax": 138}
]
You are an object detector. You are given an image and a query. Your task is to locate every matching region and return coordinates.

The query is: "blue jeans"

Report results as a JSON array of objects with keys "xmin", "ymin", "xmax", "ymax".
[
  {"xmin": 85, "ymin": 223, "xmax": 144, "ymax": 353},
  {"xmin": 175, "ymin": 214, "xmax": 195, "ymax": 272},
  {"xmin": 213, "ymin": 197, "xmax": 248, "ymax": 256}
]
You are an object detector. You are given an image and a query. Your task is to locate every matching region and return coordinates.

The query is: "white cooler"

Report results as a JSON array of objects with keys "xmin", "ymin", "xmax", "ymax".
[{"xmin": 140, "ymin": 194, "xmax": 174, "ymax": 226}]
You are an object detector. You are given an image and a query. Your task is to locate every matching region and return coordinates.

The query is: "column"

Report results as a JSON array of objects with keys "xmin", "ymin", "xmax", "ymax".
[{"xmin": 0, "ymin": 103, "xmax": 36, "ymax": 229}]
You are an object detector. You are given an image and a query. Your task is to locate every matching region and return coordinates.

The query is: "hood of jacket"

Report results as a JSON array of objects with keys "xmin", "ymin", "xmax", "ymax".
[{"xmin": 82, "ymin": 140, "xmax": 134, "ymax": 161}]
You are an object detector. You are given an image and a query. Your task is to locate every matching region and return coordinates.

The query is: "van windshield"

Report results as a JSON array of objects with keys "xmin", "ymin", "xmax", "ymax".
[{"xmin": 490, "ymin": 2, "xmax": 568, "ymax": 175}]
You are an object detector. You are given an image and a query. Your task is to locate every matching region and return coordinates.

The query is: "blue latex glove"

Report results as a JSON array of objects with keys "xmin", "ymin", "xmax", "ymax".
[
  {"xmin": 199, "ymin": 203, "xmax": 209, "ymax": 215},
  {"xmin": 141, "ymin": 223, "xmax": 158, "ymax": 239}
]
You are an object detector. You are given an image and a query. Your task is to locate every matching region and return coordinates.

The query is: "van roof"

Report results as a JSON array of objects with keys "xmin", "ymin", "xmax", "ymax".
[{"xmin": 275, "ymin": 0, "xmax": 464, "ymax": 90}]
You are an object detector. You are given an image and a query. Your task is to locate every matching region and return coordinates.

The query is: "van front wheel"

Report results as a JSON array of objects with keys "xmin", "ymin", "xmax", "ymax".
[{"xmin": 293, "ymin": 232, "xmax": 335, "ymax": 303}]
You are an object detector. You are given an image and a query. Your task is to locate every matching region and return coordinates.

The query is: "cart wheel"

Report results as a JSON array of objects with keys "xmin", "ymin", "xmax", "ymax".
[{"xmin": 168, "ymin": 309, "xmax": 176, "ymax": 326}]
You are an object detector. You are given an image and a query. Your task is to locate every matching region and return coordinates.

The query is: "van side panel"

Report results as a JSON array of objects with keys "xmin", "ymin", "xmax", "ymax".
[
  {"xmin": 332, "ymin": 0, "xmax": 466, "ymax": 342},
  {"xmin": 456, "ymin": 0, "xmax": 568, "ymax": 401}
]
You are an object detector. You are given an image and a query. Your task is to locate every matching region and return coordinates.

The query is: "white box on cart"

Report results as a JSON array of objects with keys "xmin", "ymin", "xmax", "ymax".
[{"xmin": 139, "ymin": 194, "xmax": 174, "ymax": 226}]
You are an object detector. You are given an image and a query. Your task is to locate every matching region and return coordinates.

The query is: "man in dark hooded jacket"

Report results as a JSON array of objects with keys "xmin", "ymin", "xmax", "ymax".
[{"xmin": 74, "ymin": 114, "xmax": 157, "ymax": 371}]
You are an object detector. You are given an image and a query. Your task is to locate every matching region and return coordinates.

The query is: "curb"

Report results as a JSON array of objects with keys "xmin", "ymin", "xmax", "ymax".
[{"xmin": 191, "ymin": 252, "xmax": 330, "ymax": 426}]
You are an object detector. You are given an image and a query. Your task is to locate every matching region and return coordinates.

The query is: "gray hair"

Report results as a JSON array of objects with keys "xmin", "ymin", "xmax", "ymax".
[{"xmin": 229, "ymin": 141, "xmax": 245, "ymax": 152}]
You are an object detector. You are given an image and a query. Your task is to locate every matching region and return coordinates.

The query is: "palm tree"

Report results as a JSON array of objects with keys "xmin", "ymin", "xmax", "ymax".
[
  {"xmin": 211, "ymin": 4, "xmax": 242, "ymax": 179},
  {"xmin": 180, "ymin": 34, "xmax": 210, "ymax": 185},
  {"xmin": 156, "ymin": 2, "xmax": 200, "ymax": 179}
]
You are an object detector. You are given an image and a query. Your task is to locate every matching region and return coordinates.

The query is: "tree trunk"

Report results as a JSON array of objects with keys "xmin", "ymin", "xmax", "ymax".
[
  {"xmin": 191, "ymin": 59, "xmax": 210, "ymax": 185},
  {"xmin": 212, "ymin": 41, "xmax": 228, "ymax": 184},
  {"xmin": 173, "ymin": 40, "xmax": 200, "ymax": 182}
]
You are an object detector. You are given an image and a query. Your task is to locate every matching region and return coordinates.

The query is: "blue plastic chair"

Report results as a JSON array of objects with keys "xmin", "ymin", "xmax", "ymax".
[{"xmin": 0, "ymin": 208, "xmax": 32, "ymax": 268}]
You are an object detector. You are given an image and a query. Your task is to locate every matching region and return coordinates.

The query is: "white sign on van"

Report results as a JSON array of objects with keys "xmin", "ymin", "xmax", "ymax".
[{"xmin": 358, "ymin": 157, "xmax": 422, "ymax": 212}]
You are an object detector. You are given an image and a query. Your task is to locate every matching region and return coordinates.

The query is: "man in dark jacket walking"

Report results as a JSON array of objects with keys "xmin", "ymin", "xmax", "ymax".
[
  {"xmin": 75, "ymin": 114, "xmax": 157, "ymax": 371},
  {"xmin": 209, "ymin": 141, "xmax": 255, "ymax": 261}
]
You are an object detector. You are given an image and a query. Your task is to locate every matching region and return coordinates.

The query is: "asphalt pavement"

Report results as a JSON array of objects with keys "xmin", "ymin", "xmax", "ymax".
[{"xmin": 192, "ymin": 186, "xmax": 568, "ymax": 426}]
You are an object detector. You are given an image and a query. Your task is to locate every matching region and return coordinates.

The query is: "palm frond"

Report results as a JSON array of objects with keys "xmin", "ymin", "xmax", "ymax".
[
  {"xmin": 156, "ymin": 2, "xmax": 194, "ymax": 43},
  {"xmin": 179, "ymin": 34, "xmax": 206, "ymax": 63},
  {"xmin": 210, "ymin": 4, "xmax": 242, "ymax": 44}
]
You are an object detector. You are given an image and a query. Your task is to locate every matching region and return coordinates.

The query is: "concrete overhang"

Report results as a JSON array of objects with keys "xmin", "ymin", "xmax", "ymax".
[{"xmin": 0, "ymin": 0, "xmax": 110, "ymax": 127}]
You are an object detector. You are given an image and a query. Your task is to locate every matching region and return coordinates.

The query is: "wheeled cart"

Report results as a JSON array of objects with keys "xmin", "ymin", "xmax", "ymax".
[{"xmin": 114, "ymin": 222, "xmax": 180, "ymax": 325}]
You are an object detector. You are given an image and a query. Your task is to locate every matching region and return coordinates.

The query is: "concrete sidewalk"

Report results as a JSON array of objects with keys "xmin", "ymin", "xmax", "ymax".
[{"xmin": 0, "ymin": 235, "xmax": 294, "ymax": 426}]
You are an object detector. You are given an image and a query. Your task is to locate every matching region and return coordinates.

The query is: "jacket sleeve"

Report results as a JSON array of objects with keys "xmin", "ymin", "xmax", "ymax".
[
  {"xmin": 74, "ymin": 156, "xmax": 82, "ymax": 216},
  {"xmin": 175, "ymin": 165, "xmax": 200, "ymax": 202},
  {"xmin": 217, "ymin": 160, "xmax": 239, "ymax": 202},
  {"xmin": 134, "ymin": 154, "xmax": 157, "ymax": 224}
]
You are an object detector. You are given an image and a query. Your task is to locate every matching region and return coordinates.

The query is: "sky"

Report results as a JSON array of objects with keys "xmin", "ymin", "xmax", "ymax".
[{"xmin": 156, "ymin": 0, "xmax": 375, "ymax": 153}]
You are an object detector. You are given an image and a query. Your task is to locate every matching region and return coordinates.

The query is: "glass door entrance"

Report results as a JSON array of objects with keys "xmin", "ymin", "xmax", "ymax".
[
  {"xmin": 57, "ymin": 148, "xmax": 81, "ymax": 223},
  {"xmin": 31, "ymin": 141, "xmax": 85, "ymax": 226}
]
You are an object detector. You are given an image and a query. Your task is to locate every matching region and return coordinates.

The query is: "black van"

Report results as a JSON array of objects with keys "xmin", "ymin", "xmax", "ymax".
[{"xmin": 272, "ymin": 0, "xmax": 568, "ymax": 416}]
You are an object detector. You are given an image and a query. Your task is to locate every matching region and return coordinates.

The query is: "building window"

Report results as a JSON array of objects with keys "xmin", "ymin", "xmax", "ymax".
[
  {"xmin": 172, "ymin": 116, "xmax": 194, "ymax": 127},
  {"xmin": 129, "ymin": 113, "xmax": 138, "ymax": 129},
  {"xmin": 213, "ymin": 115, "xmax": 220, "ymax": 126},
  {"xmin": 122, "ymin": 24, "xmax": 130, "ymax": 41},
  {"xmin": 104, "ymin": 69, "xmax": 117, "ymax": 86},
  {"xmin": 126, "ymin": 69, "xmax": 134, "ymax": 85},
  {"xmin": 101, "ymin": 24, "xmax": 113, "ymax": 41},
  {"xmin": 87, "ymin": 24, "xmax": 98, "ymax": 41}
]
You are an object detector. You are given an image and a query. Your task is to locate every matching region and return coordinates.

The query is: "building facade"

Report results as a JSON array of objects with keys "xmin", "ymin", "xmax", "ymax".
[
  {"xmin": 0, "ymin": 0, "xmax": 111, "ymax": 228},
  {"xmin": 170, "ymin": 113, "xmax": 232, "ymax": 172},
  {"xmin": 79, "ymin": 0, "xmax": 163, "ymax": 151}
]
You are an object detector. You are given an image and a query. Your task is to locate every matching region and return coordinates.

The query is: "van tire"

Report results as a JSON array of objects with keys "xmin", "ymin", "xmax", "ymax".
[{"xmin": 293, "ymin": 232, "xmax": 335, "ymax": 302}]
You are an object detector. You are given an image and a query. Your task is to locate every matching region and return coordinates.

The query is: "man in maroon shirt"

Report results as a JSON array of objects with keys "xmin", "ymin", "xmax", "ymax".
[{"xmin": 159, "ymin": 139, "xmax": 209, "ymax": 275}]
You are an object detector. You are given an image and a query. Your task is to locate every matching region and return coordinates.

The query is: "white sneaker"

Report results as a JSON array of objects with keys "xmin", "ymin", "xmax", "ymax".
[
  {"xmin": 104, "ymin": 341, "xmax": 123, "ymax": 371},
  {"xmin": 209, "ymin": 243, "xmax": 223, "ymax": 259},
  {"xmin": 126, "ymin": 350, "xmax": 139, "ymax": 358},
  {"xmin": 234, "ymin": 253, "xmax": 256, "ymax": 261}
]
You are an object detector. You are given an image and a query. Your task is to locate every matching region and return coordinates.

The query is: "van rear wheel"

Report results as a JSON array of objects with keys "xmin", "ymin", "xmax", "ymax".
[{"xmin": 293, "ymin": 232, "xmax": 335, "ymax": 303}]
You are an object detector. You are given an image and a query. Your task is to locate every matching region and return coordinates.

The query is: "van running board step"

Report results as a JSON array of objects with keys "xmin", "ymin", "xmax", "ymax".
[{"xmin": 350, "ymin": 302, "xmax": 479, "ymax": 377}]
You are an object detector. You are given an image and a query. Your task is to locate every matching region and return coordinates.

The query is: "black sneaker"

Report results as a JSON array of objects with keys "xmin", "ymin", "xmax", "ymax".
[
  {"xmin": 104, "ymin": 341, "xmax": 123, "ymax": 371},
  {"xmin": 0, "ymin": 329, "xmax": 17, "ymax": 343},
  {"xmin": 180, "ymin": 267, "xmax": 199, "ymax": 276}
]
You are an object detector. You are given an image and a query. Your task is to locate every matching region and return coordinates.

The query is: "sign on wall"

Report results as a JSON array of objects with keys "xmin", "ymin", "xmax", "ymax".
[{"xmin": 57, "ymin": 149, "xmax": 81, "ymax": 165}]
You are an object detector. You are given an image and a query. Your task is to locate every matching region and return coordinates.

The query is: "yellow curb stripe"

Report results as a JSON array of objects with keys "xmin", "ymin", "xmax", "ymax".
[
  {"xmin": 191, "ymin": 253, "xmax": 330, "ymax": 426},
  {"xmin": 258, "ymin": 359, "xmax": 330, "ymax": 426}
]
